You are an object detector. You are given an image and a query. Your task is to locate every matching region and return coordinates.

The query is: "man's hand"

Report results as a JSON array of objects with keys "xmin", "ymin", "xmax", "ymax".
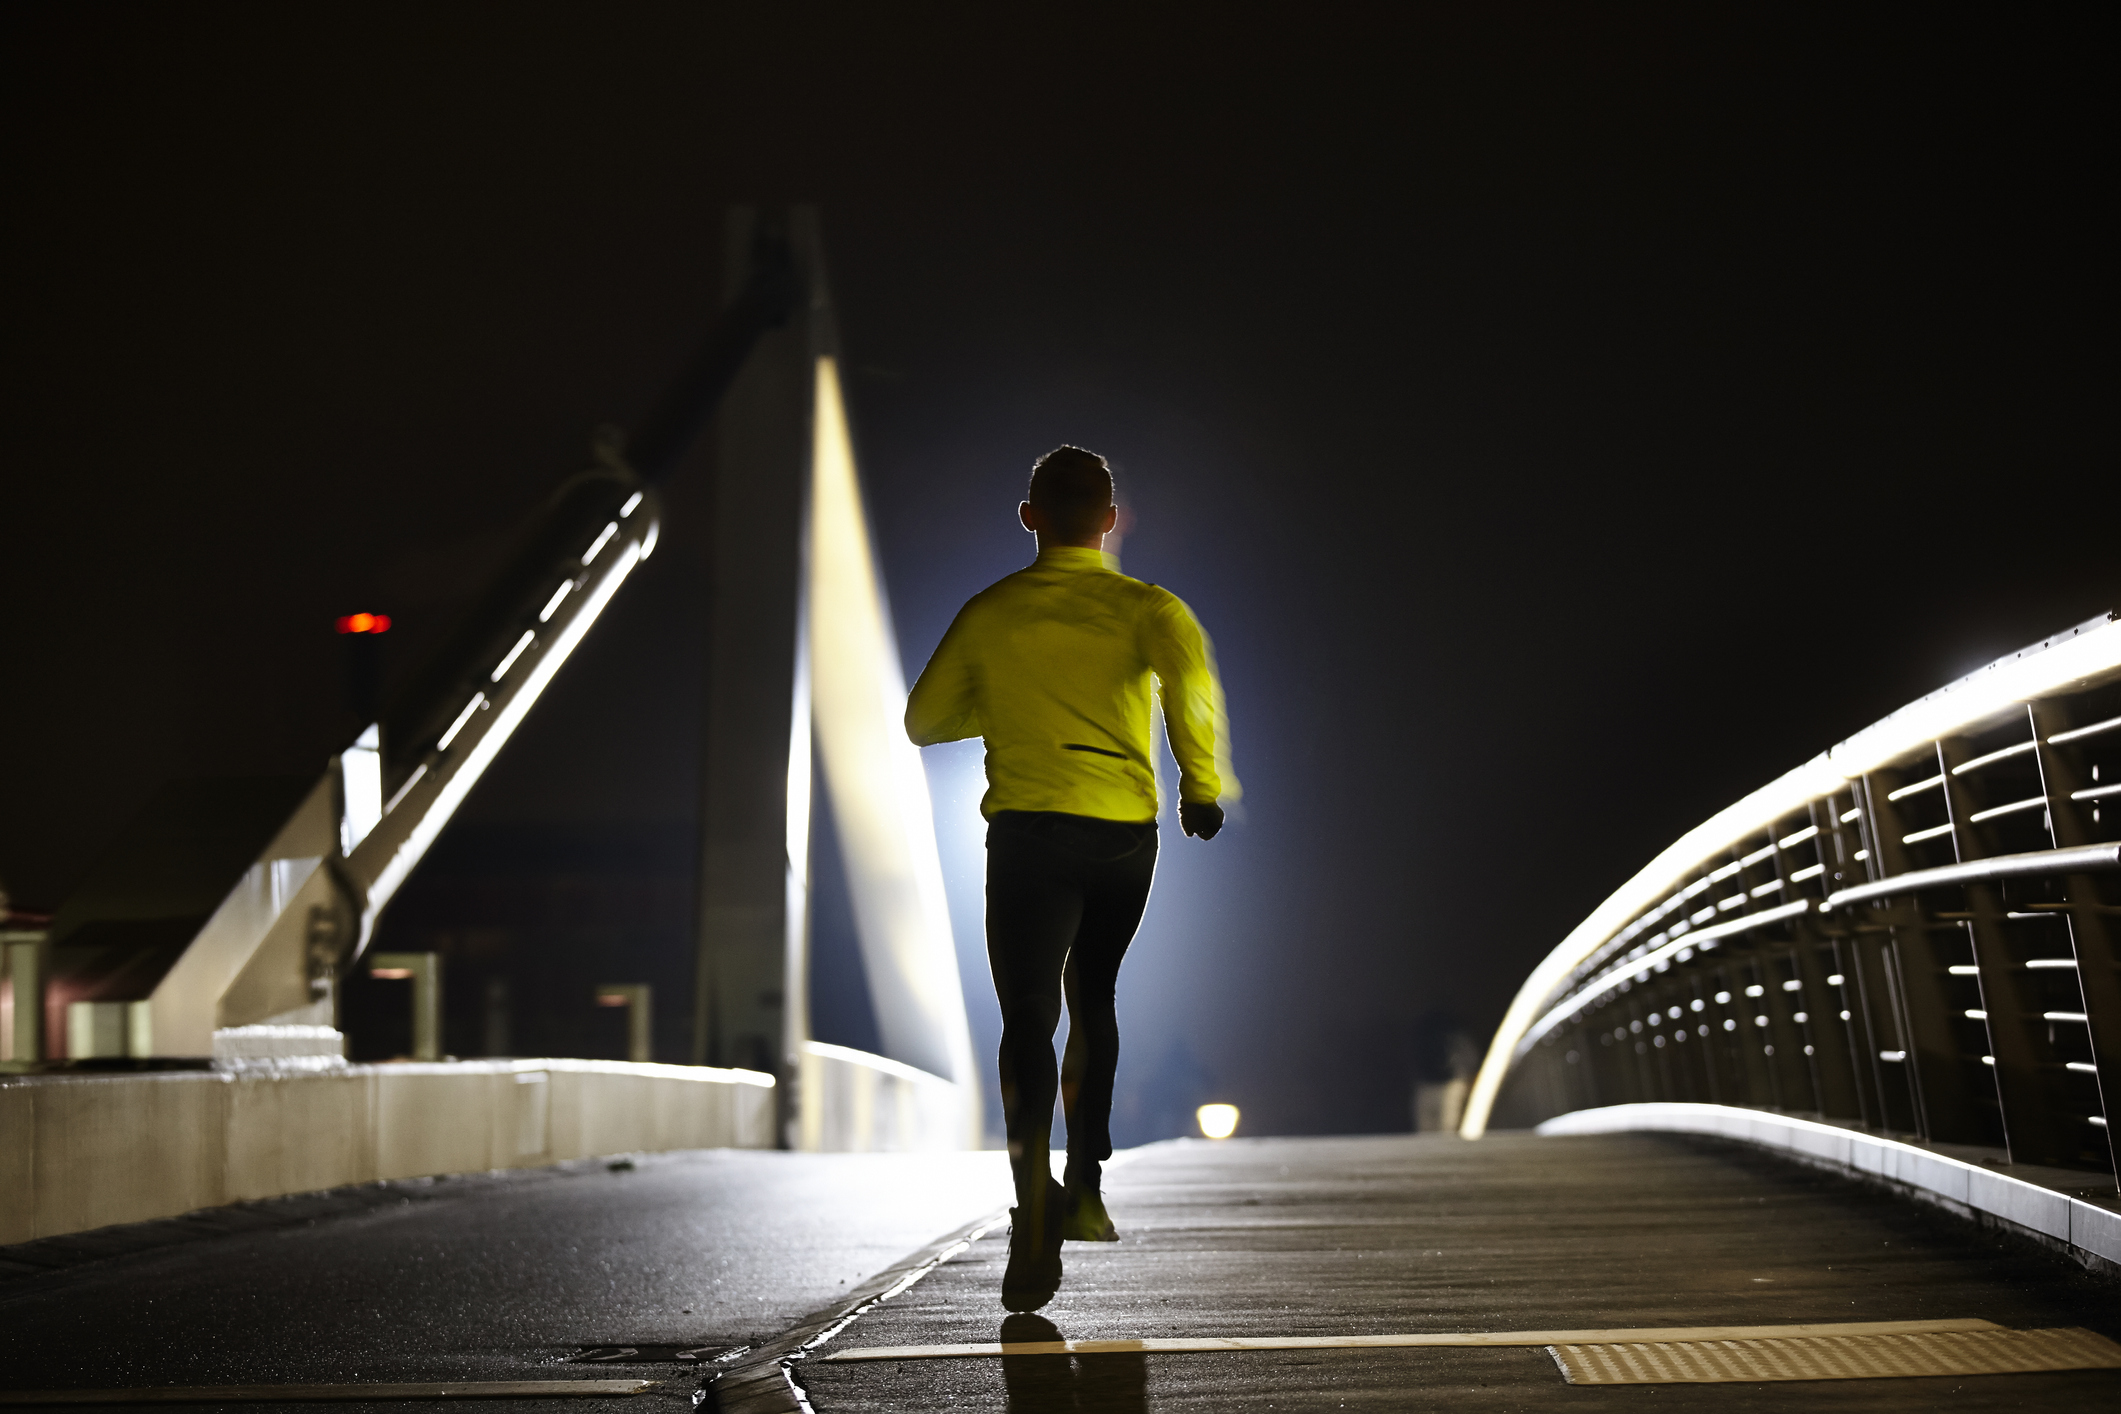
[{"xmin": 1179, "ymin": 800, "xmax": 1224, "ymax": 840}]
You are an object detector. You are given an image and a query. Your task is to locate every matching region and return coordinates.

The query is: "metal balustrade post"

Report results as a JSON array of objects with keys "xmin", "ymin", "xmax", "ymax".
[
  {"xmin": 1664, "ymin": 986, "xmax": 1705, "ymax": 1102},
  {"xmin": 1688, "ymin": 977, "xmax": 1722, "ymax": 1104},
  {"xmin": 1592, "ymin": 1023, "xmax": 1624, "ymax": 1103},
  {"xmin": 1640, "ymin": 996, "xmax": 1668, "ymax": 1100},
  {"xmin": 1938, "ymin": 731, "xmax": 2059, "ymax": 1163},
  {"xmin": 1863, "ymin": 766, "xmax": 1983, "ymax": 1143},
  {"xmin": 1813, "ymin": 792, "xmax": 1885, "ymax": 1126},
  {"xmin": 1790, "ymin": 926, "xmax": 1862, "ymax": 1119},
  {"xmin": 1569, "ymin": 1022, "xmax": 1599, "ymax": 1110},
  {"xmin": 1845, "ymin": 782, "xmax": 1909, "ymax": 1130},
  {"xmin": 1823, "ymin": 937, "xmax": 1880, "ymax": 1127},
  {"xmin": 1625, "ymin": 994, "xmax": 1655, "ymax": 1101},
  {"xmin": 1617, "ymin": 1003, "xmax": 1642, "ymax": 1102},
  {"xmin": 1729, "ymin": 839, "xmax": 1812, "ymax": 1110},
  {"xmin": 1846, "ymin": 779, "xmax": 1927, "ymax": 1131},
  {"xmin": 2030, "ymin": 700, "xmax": 2121, "ymax": 1187},
  {"xmin": 1758, "ymin": 823, "xmax": 1836, "ymax": 1116},
  {"xmin": 1769, "ymin": 949, "xmax": 1821, "ymax": 1113},
  {"xmin": 1526, "ymin": 1037, "xmax": 1561, "ymax": 1120},
  {"xmin": 1711, "ymin": 960, "xmax": 1769, "ymax": 1107},
  {"xmin": 1739, "ymin": 954, "xmax": 1791, "ymax": 1110}
]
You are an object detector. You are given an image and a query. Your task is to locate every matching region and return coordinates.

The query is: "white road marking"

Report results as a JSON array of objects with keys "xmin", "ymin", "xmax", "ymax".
[{"xmin": 822, "ymin": 1317, "xmax": 2002, "ymax": 1362}]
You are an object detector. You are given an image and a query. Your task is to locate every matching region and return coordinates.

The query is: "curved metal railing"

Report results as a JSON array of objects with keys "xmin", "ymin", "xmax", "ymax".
[{"xmin": 1463, "ymin": 610, "xmax": 2121, "ymax": 1189}]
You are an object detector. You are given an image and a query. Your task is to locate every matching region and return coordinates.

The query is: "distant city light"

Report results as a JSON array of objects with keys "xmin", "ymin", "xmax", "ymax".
[
  {"xmin": 1197, "ymin": 1103, "xmax": 1239, "ymax": 1140},
  {"xmin": 335, "ymin": 612, "xmax": 392, "ymax": 634}
]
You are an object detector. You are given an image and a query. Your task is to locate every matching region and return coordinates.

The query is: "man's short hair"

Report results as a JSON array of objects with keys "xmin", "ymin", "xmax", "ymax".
[{"xmin": 1028, "ymin": 446, "xmax": 1114, "ymax": 541}]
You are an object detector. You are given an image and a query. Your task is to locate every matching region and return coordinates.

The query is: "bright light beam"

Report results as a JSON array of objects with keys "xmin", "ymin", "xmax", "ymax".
[{"xmin": 806, "ymin": 356, "xmax": 976, "ymax": 1098}]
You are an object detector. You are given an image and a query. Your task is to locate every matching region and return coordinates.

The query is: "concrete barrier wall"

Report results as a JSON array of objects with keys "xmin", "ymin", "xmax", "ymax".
[
  {"xmin": 797, "ymin": 1041, "xmax": 974, "ymax": 1152},
  {"xmin": 0, "ymin": 1059, "xmax": 775, "ymax": 1244}
]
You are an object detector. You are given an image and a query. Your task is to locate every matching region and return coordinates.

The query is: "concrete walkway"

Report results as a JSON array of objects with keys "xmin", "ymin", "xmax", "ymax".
[{"xmin": 791, "ymin": 1132, "xmax": 2120, "ymax": 1412}]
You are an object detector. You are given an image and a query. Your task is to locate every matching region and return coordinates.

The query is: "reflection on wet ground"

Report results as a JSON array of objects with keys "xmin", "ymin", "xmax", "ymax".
[{"xmin": 999, "ymin": 1314, "xmax": 1147, "ymax": 1413}]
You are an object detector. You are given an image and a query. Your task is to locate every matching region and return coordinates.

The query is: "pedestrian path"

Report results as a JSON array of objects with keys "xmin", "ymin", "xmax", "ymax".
[{"xmin": 788, "ymin": 1132, "xmax": 2121, "ymax": 1411}]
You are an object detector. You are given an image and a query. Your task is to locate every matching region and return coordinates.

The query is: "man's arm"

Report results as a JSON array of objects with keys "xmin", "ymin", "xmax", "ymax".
[
  {"xmin": 904, "ymin": 605, "xmax": 983, "ymax": 746},
  {"xmin": 1146, "ymin": 592, "xmax": 1238, "ymax": 835}
]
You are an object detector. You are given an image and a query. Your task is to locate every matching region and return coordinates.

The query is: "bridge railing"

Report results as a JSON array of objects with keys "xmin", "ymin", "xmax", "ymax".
[{"xmin": 1464, "ymin": 611, "xmax": 2121, "ymax": 1190}]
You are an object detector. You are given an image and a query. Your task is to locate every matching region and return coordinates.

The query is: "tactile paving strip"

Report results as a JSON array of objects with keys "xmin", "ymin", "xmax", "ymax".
[{"xmin": 1550, "ymin": 1326, "xmax": 2121, "ymax": 1384}]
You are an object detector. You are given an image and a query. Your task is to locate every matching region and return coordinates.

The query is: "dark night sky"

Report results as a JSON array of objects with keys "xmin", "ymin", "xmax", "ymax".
[{"xmin": 4, "ymin": 5, "xmax": 2113, "ymax": 1134}]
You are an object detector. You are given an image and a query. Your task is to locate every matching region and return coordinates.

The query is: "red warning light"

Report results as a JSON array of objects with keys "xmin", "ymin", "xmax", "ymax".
[{"xmin": 335, "ymin": 613, "xmax": 392, "ymax": 635}]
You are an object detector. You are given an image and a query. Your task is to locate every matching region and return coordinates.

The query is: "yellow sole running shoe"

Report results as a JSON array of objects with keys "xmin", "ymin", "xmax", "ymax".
[{"xmin": 1061, "ymin": 1189, "xmax": 1119, "ymax": 1242}]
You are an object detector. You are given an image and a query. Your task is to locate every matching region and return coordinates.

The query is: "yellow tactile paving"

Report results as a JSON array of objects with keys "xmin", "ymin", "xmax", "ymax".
[{"xmin": 1550, "ymin": 1326, "xmax": 2121, "ymax": 1384}]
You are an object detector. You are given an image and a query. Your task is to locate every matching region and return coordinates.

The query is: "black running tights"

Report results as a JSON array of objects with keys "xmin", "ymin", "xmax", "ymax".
[{"xmin": 985, "ymin": 810, "xmax": 1158, "ymax": 1209}]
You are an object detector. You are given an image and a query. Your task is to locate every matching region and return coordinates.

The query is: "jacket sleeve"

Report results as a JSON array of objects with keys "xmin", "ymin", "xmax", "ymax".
[
  {"xmin": 1145, "ymin": 591, "xmax": 1238, "ymax": 805},
  {"xmin": 904, "ymin": 604, "xmax": 983, "ymax": 746}
]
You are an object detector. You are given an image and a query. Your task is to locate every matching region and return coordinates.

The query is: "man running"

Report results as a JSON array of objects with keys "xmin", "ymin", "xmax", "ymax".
[{"xmin": 905, "ymin": 445, "xmax": 1238, "ymax": 1311}]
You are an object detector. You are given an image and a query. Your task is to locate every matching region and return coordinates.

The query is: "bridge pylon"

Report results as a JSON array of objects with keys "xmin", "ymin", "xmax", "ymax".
[{"xmin": 694, "ymin": 207, "xmax": 979, "ymax": 1151}]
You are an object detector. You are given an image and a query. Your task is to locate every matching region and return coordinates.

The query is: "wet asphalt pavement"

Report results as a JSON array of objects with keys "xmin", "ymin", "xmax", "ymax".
[{"xmin": 0, "ymin": 1148, "xmax": 1011, "ymax": 1410}]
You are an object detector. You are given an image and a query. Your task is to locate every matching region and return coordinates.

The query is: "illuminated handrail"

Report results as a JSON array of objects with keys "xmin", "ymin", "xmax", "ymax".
[
  {"xmin": 1520, "ymin": 901, "xmax": 1810, "ymax": 1055},
  {"xmin": 1821, "ymin": 843, "xmax": 2121, "ymax": 911},
  {"xmin": 1462, "ymin": 609, "xmax": 2121, "ymax": 1189}
]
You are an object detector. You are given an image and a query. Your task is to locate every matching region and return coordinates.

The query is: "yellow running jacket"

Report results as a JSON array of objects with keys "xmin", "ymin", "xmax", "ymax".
[{"xmin": 904, "ymin": 546, "xmax": 1238, "ymax": 822}]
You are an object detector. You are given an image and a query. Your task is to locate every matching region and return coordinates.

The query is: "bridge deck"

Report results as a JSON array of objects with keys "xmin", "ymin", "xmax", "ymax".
[
  {"xmin": 2, "ymin": 1134, "xmax": 2114, "ymax": 1411},
  {"xmin": 798, "ymin": 1132, "xmax": 2120, "ymax": 1411}
]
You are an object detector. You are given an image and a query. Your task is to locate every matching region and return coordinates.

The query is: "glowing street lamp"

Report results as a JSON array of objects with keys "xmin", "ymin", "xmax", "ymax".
[{"xmin": 1196, "ymin": 1103, "xmax": 1239, "ymax": 1140}]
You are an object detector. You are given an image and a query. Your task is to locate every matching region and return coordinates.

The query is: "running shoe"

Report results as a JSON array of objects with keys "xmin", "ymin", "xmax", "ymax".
[
  {"xmin": 1060, "ymin": 1186, "xmax": 1119, "ymax": 1242},
  {"xmin": 1001, "ymin": 1179, "xmax": 1067, "ymax": 1311}
]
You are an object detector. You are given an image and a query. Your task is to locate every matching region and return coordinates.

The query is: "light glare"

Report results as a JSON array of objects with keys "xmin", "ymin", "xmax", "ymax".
[
  {"xmin": 1197, "ymin": 1103, "xmax": 1239, "ymax": 1140},
  {"xmin": 806, "ymin": 357, "xmax": 976, "ymax": 1092}
]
